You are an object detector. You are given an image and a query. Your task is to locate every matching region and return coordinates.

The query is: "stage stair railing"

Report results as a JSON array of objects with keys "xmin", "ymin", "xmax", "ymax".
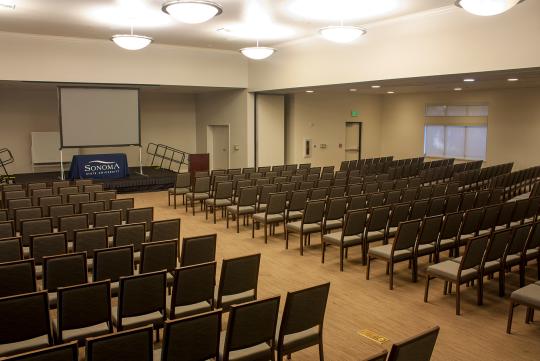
[
  {"xmin": 0, "ymin": 148, "xmax": 15, "ymax": 184},
  {"xmin": 146, "ymin": 143, "xmax": 189, "ymax": 173}
]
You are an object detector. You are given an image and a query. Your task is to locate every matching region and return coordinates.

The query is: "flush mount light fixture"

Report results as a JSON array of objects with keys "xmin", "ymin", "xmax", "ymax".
[
  {"xmin": 0, "ymin": 0, "xmax": 15, "ymax": 9},
  {"xmin": 349, "ymin": 89, "xmax": 357, "ymax": 92},
  {"xmin": 240, "ymin": 40, "xmax": 276, "ymax": 60},
  {"xmin": 456, "ymin": 0, "xmax": 525, "ymax": 16},
  {"xmin": 371, "ymin": 85, "xmax": 381, "ymax": 89},
  {"xmin": 386, "ymin": 91, "xmax": 395, "ymax": 94},
  {"xmin": 454, "ymin": 87, "xmax": 463, "ymax": 91},
  {"xmin": 111, "ymin": 24, "xmax": 153, "ymax": 50},
  {"xmin": 319, "ymin": 25, "xmax": 366, "ymax": 43},
  {"xmin": 162, "ymin": 0, "xmax": 222, "ymax": 24},
  {"xmin": 463, "ymin": 78, "xmax": 476, "ymax": 82},
  {"xmin": 507, "ymin": 78, "xmax": 519, "ymax": 82},
  {"xmin": 306, "ymin": 90, "xmax": 315, "ymax": 93}
]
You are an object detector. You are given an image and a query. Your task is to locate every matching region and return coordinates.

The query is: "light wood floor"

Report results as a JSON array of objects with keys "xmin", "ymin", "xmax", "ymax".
[{"xmin": 131, "ymin": 191, "xmax": 540, "ymax": 361}]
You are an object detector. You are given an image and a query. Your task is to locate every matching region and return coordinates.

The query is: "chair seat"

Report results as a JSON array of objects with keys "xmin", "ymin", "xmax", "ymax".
[
  {"xmin": 510, "ymin": 284, "xmax": 540, "ymax": 307},
  {"xmin": 0, "ymin": 335, "xmax": 50, "ymax": 357},
  {"xmin": 275, "ymin": 314, "xmax": 319, "ymax": 354},
  {"xmin": 258, "ymin": 204, "xmax": 267, "ymax": 212},
  {"xmin": 387, "ymin": 226, "xmax": 398, "ymax": 237},
  {"xmin": 365, "ymin": 231, "xmax": 385, "ymax": 243},
  {"xmin": 186, "ymin": 193, "xmax": 210, "ymax": 200},
  {"xmin": 167, "ymin": 300, "xmax": 212, "ymax": 319},
  {"xmin": 323, "ymin": 232, "xmax": 362, "ymax": 247},
  {"xmin": 426, "ymin": 261, "xmax": 478, "ymax": 282},
  {"xmin": 321, "ymin": 219, "xmax": 343, "ymax": 230},
  {"xmin": 206, "ymin": 199, "xmax": 232, "ymax": 207},
  {"xmin": 286, "ymin": 222, "xmax": 321, "ymax": 233},
  {"xmin": 219, "ymin": 330, "xmax": 272, "ymax": 361},
  {"xmin": 287, "ymin": 211, "xmax": 303, "ymax": 221},
  {"xmin": 112, "ymin": 307, "xmax": 164, "ymax": 330},
  {"xmin": 478, "ymin": 229, "xmax": 491, "ymax": 236},
  {"xmin": 483, "ymin": 259, "xmax": 502, "ymax": 273},
  {"xmin": 438, "ymin": 238, "xmax": 455, "ymax": 249},
  {"xmin": 216, "ymin": 289, "xmax": 255, "ymax": 309},
  {"xmin": 525, "ymin": 248, "xmax": 539, "ymax": 260},
  {"xmin": 413, "ymin": 243, "xmax": 436, "ymax": 256},
  {"xmin": 53, "ymin": 320, "xmax": 110, "ymax": 343},
  {"xmin": 227, "ymin": 206, "xmax": 256, "ymax": 215},
  {"xmin": 253, "ymin": 213, "xmax": 284, "ymax": 223},
  {"xmin": 505, "ymin": 253, "xmax": 521, "ymax": 267},
  {"xmin": 168, "ymin": 187, "xmax": 190, "ymax": 195},
  {"xmin": 368, "ymin": 244, "xmax": 412, "ymax": 261}
]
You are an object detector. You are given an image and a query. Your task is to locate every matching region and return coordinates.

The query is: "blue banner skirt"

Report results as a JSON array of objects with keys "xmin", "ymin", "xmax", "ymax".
[{"xmin": 68, "ymin": 153, "xmax": 130, "ymax": 179}]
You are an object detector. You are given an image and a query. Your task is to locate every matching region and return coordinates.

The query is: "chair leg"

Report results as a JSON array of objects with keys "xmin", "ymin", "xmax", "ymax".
[
  {"xmin": 318, "ymin": 337, "xmax": 325, "ymax": 361},
  {"xmin": 507, "ymin": 301, "xmax": 515, "ymax": 334},
  {"xmin": 214, "ymin": 206, "xmax": 217, "ymax": 224},
  {"xmin": 340, "ymin": 246, "xmax": 344, "ymax": 272},
  {"xmin": 499, "ymin": 268, "xmax": 506, "ymax": 297},
  {"xmin": 321, "ymin": 242, "xmax": 326, "ymax": 264},
  {"xmin": 252, "ymin": 220, "xmax": 255, "ymax": 238},
  {"xmin": 205, "ymin": 204, "xmax": 209, "ymax": 220},
  {"xmin": 519, "ymin": 261, "xmax": 525, "ymax": 287},
  {"xmin": 526, "ymin": 307, "xmax": 533, "ymax": 324},
  {"xmin": 236, "ymin": 215, "xmax": 240, "ymax": 233},
  {"xmin": 389, "ymin": 262, "xmax": 394, "ymax": 290},
  {"xmin": 264, "ymin": 223, "xmax": 268, "ymax": 244},
  {"xmin": 300, "ymin": 233, "xmax": 304, "ymax": 256},
  {"xmin": 424, "ymin": 276, "xmax": 431, "ymax": 302},
  {"xmin": 285, "ymin": 229, "xmax": 289, "ymax": 249},
  {"xmin": 226, "ymin": 211, "xmax": 230, "ymax": 229},
  {"xmin": 456, "ymin": 284, "xmax": 461, "ymax": 315},
  {"xmin": 477, "ymin": 277, "xmax": 484, "ymax": 306},
  {"xmin": 366, "ymin": 256, "xmax": 372, "ymax": 280},
  {"xmin": 412, "ymin": 257, "xmax": 418, "ymax": 283}
]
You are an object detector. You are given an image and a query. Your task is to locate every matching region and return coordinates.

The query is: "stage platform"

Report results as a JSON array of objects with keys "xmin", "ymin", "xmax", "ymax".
[{"xmin": 12, "ymin": 167, "xmax": 176, "ymax": 194}]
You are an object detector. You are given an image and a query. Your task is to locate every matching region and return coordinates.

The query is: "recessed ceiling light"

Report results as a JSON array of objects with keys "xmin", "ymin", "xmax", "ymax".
[
  {"xmin": 454, "ymin": 88, "xmax": 463, "ymax": 91},
  {"xmin": 0, "ymin": 0, "xmax": 15, "ymax": 9},
  {"xmin": 371, "ymin": 85, "xmax": 381, "ymax": 89},
  {"xmin": 507, "ymin": 78, "xmax": 519, "ymax": 82},
  {"xmin": 463, "ymin": 78, "xmax": 476, "ymax": 82},
  {"xmin": 386, "ymin": 91, "xmax": 395, "ymax": 94},
  {"xmin": 349, "ymin": 89, "xmax": 357, "ymax": 92},
  {"xmin": 306, "ymin": 90, "xmax": 315, "ymax": 93}
]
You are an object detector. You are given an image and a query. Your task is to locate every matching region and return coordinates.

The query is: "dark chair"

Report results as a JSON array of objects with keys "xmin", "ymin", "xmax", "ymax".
[
  {"xmin": 221, "ymin": 296, "xmax": 280, "ymax": 361},
  {"xmin": 48, "ymin": 204, "xmax": 74, "ymax": 228},
  {"xmin": 386, "ymin": 326, "xmax": 440, "ymax": 361},
  {"xmin": 205, "ymin": 181, "xmax": 233, "ymax": 224},
  {"xmin": 83, "ymin": 184, "xmax": 104, "ymax": 201},
  {"xmin": 186, "ymin": 176, "xmax": 211, "ymax": 215},
  {"xmin": 94, "ymin": 191, "xmax": 117, "ymax": 210},
  {"xmin": 66, "ymin": 193, "xmax": 90, "ymax": 213},
  {"xmin": 58, "ymin": 214, "xmax": 89, "ymax": 242},
  {"xmin": 110, "ymin": 198, "xmax": 135, "ymax": 222},
  {"xmin": 253, "ymin": 192, "xmax": 287, "ymax": 244},
  {"xmin": 150, "ymin": 218, "xmax": 181, "ymax": 242},
  {"xmin": 168, "ymin": 172, "xmax": 191, "ymax": 209},
  {"xmin": 0, "ymin": 236, "xmax": 23, "ymax": 262},
  {"xmin": 86, "ymin": 326, "xmax": 153, "ymax": 361},
  {"xmin": 30, "ymin": 232, "xmax": 68, "ymax": 278},
  {"xmin": 1, "ymin": 341, "xmax": 78, "ymax": 361},
  {"xmin": 74, "ymin": 227, "xmax": 108, "ymax": 269},
  {"xmin": 276, "ymin": 283, "xmax": 330, "ymax": 361},
  {"xmin": 286, "ymin": 200, "xmax": 325, "ymax": 255},
  {"xmin": 226, "ymin": 186, "xmax": 258, "ymax": 233},
  {"xmin": 126, "ymin": 207, "xmax": 154, "ymax": 230},
  {"xmin": 93, "ymin": 246, "xmax": 134, "ymax": 297},
  {"xmin": 113, "ymin": 271, "xmax": 166, "ymax": 340},
  {"xmin": 14, "ymin": 207, "xmax": 42, "ymax": 232},
  {"xmin": 157, "ymin": 310, "xmax": 221, "ymax": 361},
  {"xmin": 216, "ymin": 254, "xmax": 261, "ymax": 311},
  {"xmin": 180, "ymin": 234, "xmax": 217, "ymax": 267},
  {"xmin": 140, "ymin": 240, "xmax": 178, "ymax": 289},
  {"xmin": 0, "ymin": 259, "xmax": 36, "ymax": 298},
  {"xmin": 321, "ymin": 197, "xmax": 347, "ymax": 235},
  {"xmin": 93, "ymin": 211, "xmax": 121, "ymax": 237},
  {"xmin": 169, "ymin": 262, "xmax": 216, "ymax": 319},
  {"xmin": 114, "ymin": 223, "xmax": 146, "ymax": 263},
  {"xmin": 361, "ymin": 350, "xmax": 388, "ymax": 361},
  {"xmin": 506, "ymin": 283, "xmax": 540, "ymax": 334},
  {"xmin": 20, "ymin": 218, "xmax": 52, "ymax": 249},
  {"xmin": 54, "ymin": 280, "xmax": 112, "ymax": 344},
  {"xmin": 362, "ymin": 206, "xmax": 391, "ymax": 265},
  {"xmin": 0, "ymin": 291, "xmax": 52, "ymax": 356},
  {"xmin": 80, "ymin": 202, "xmax": 105, "ymax": 225},
  {"xmin": 43, "ymin": 252, "xmax": 88, "ymax": 308}
]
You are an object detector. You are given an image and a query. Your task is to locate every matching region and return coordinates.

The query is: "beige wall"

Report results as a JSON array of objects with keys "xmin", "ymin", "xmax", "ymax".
[
  {"xmin": 256, "ymin": 95, "xmax": 285, "ymax": 167},
  {"xmin": 285, "ymin": 92, "xmax": 383, "ymax": 168},
  {"xmin": 0, "ymin": 87, "xmax": 197, "ymax": 174},
  {"xmin": 248, "ymin": 2, "xmax": 540, "ymax": 91},
  {"xmin": 195, "ymin": 89, "xmax": 250, "ymax": 169}
]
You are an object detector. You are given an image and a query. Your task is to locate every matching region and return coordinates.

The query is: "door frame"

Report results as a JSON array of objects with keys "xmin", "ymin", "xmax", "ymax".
[
  {"xmin": 206, "ymin": 124, "xmax": 231, "ymax": 170},
  {"xmin": 345, "ymin": 121, "xmax": 362, "ymax": 160}
]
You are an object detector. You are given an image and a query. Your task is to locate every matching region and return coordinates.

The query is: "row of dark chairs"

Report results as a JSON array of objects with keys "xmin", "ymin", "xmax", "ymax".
[
  {"xmin": 489, "ymin": 165, "xmax": 540, "ymax": 200},
  {"xmin": 452, "ymin": 162, "xmax": 513, "ymax": 191}
]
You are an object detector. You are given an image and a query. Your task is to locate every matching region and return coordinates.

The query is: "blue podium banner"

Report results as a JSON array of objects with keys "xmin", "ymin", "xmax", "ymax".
[{"xmin": 68, "ymin": 153, "xmax": 129, "ymax": 179}]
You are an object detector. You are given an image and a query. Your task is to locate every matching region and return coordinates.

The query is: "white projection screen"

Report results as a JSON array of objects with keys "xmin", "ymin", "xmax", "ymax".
[{"xmin": 59, "ymin": 87, "xmax": 141, "ymax": 148}]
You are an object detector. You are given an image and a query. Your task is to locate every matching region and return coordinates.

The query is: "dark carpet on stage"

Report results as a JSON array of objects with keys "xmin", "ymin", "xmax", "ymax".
[{"xmin": 13, "ymin": 167, "xmax": 176, "ymax": 193}]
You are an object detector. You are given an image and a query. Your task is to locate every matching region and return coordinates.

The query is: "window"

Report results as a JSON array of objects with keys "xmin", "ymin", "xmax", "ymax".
[{"xmin": 424, "ymin": 125, "xmax": 487, "ymax": 160}]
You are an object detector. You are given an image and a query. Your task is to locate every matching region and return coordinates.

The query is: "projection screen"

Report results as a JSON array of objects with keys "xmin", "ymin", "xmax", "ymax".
[{"xmin": 58, "ymin": 87, "xmax": 141, "ymax": 148}]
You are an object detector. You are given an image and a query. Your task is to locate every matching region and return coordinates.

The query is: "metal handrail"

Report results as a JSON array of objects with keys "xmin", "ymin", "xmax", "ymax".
[
  {"xmin": 0, "ymin": 148, "xmax": 15, "ymax": 183},
  {"xmin": 146, "ymin": 143, "xmax": 189, "ymax": 172}
]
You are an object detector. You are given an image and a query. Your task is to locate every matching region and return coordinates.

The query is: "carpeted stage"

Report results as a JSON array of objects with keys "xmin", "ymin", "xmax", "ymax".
[{"xmin": 13, "ymin": 167, "xmax": 176, "ymax": 193}]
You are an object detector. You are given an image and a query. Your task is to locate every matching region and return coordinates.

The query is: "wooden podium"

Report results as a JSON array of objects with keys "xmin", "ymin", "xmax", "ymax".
[{"xmin": 188, "ymin": 153, "xmax": 210, "ymax": 175}]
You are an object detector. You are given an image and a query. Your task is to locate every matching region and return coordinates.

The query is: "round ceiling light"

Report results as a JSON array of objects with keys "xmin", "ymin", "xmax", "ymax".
[
  {"xmin": 240, "ymin": 46, "xmax": 276, "ymax": 60},
  {"xmin": 111, "ymin": 34, "xmax": 153, "ymax": 51},
  {"xmin": 162, "ymin": 1, "xmax": 223, "ymax": 24},
  {"xmin": 456, "ymin": 0, "xmax": 525, "ymax": 16},
  {"xmin": 319, "ymin": 26, "xmax": 366, "ymax": 43}
]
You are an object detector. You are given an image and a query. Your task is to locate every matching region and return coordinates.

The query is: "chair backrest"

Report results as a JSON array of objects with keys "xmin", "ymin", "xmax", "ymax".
[
  {"xmin": 75, "ymin": 179, "xmax": 93, "ymax": 192},
  {"xmin": 460, "ymin": 192, "xmax": 477, "ymax": 211},
  {"xmin": 14, "ymin": 207, "xmax": 43, "ymax": 232},
  {"xmin": 506, "ymin": 223, "xmax": 533, "ymax": 255},
  {"xmin": 126, "ymin": 207, "xmax": 154, "ymax": 229},
  {"xmin": 432, "ymin": 183, "xmax": 447, "ymax": 197},
  {"xmin": 171, "ymin": 262, "xmax": 216, "ymax": 318},
  {"xmin": 48, "ymin": 204, "xmax": 74, "ymax": 228},
  {"xmin": 497, "ymin": 201, "xmax": 515, "ymax": 228},
  {"xmin": 7, "ymin": 198, "xmax": 32, "ymax": 219},
  {"xmin": 141, "ymin": 240, "xmax": 178, "ymax": 273},
  {"xmin": 0, "ymin": 220, "xmax": 15, "ymax": 238},
  {"xmin": 393, "ymin": 219, "xmax": 421, "ymax": 251},
  {"xmin": 343, "ymin": 209, "xmax": 368, "ymax": 237},
  {"xmin": 74, "ymin": 227, "xmax": 108, "ymax": 259},
  {"xmin": 401, "ymin": 188, "xmax": 418, "ymax": 203},
  {"xmin": 180, "ymin": 234, "xmax": 217, "ymax": 267},
  {"xmin": 459, "ymin": 208, "xmax": 484, "ymax": 236},
  {"xmin": 217, "ymin": 254, "xmax": 261, "ymax": 309},
  {"xmin": 485, "ymin": 228, "xmax": 513, "ymax": 263},
  {"xmin": 0, "ymin": 259, "xmax": 36, "ymax": 298},
  {"xmin": 214, "ymin": 181, "xmax": 233, "ymax": 200},
  {"xmin": 366, "ymin": 206, "xmax": 391, "ymax": 232},
  {"xmin": 0, "ymin": 291, "xmax": 52, "ymax": 350},
  {"xmin": 409, "ymin": 200, "xmax": 428, "ymax": 220},
  {"xmin": 20, "ymin": 217, "xmax": 52, "ymax": 247},
  {"xmin": 57, "ymin": 281, "xmax": 112, "ymax": 342},
  {"xmin": 417, "ymin": 215, "xmax": 443, "ymax": 245},
  {"xmin": 461, "ymin": 235, "xmax": 490, "ymax": 270},
  {"xmin": 388, "ymin": 203, "xmax": 411, "ymax": 227},
  {"xmin": 150, "ymin": 218, "xmax": 181, "ymax": 242},
  {"xmin": 480, "ymin": 204, "xmax": 501, "ymax": 231},
  {"xmin": 86, "ymin": 326, "xmax": 153, "ymax": 361},
  {"xmin": 117, "ymin": 271, "xmax": 166, "ymax": 324},
  {"xmin": 439, "ymin": 211, "xmax": 464, "ymax": 239},
  {"xmin": 0, "ymin": 236, "xmax": 23, "ymax": 262},
  {"xmin": 347, "ymin": 183, "xmax": 363, "ymax": 196},
  {"xmin": 511, "ymin": 199, "xmax": 530, "ymax": 223},
  {"xmin": 0, "ymin": 208, "xmax": 8, "ymax": 221},
  {"xmin": 52, "ymin": 181, "xmax": 70, "ymax": 195},
  {"xmin": 237, "ymin": 186, "xmax": 258, "ymax": 207},
  {"xmin": 193, "ymin": 177, "xmax": 211, "ymax": 193},
  {"xmin": 83, "ymin": 184, "xmax": 104, "ymax": 201},
  {"xmin": 31, "ymin": 232, "xmax": 68, "ymax": 265},
  {"xmin": 93, "ymin": 245, "xmax": 134, "ymax": 283},
  {"xmin": 310, "ymin": 187, "xmax": 328, "ymax": 201},
  {"xmin": 43, "ymin": 252, "xmax": 88, "ymax": 293},
  {"xmin": 93, "ymin": 210, "xmax": 121, "ymax": 237},
  {"xmin": 526, "ymin": 196, "xmax": 540, "ymax": 219},
  {"xmin": 427, "ymin": 196, "xmax": 446, "ymax": 217},
  {"xmin": 386, "ymin": 189, "xmax": 402, "ymax": 205},
  {"xmin": 66, "ymin": 193, "xmax": 90, "ymax": 213},
  {"xmin": 31, "ymin": 188, "xmax": 53, "ymax": 206},
  {"xmin": 302, "ymin": 200, "xmax": 326, "ymax": 224},
  {"xmin": 80, "ymin": 202, "xmax": 106, "ymax": 223},
  {"xmin": 59, "ymin": 214, "xmax": 89, "ymax": 241},
  {"xmin": 278, "ymin": 283, "xmax": 330, "ymax": 348},
  {"xmin": 175, "ymin": 173, "xmax": 191, "ymax": 189},
  {"xmin": 1, "ymin": 342, "xmax": 78, "ymax": 361},
  {"xmin": 348, "ymin": 195, "xmax": 367, "ymax": 210},
  {"xmin": 387, "ymin": 326, "xmax": 440, "ymax": 361},
  {"xmin": 526, "ymin": 220, "xmax": 540, "ymax": 251},
  {"xmin": 265, "ymin": 192, "xmax": 287, "ymax": 215},
  {"xmin": 474, "ymin": 190, "xmax": 491, "ymax": 208},
  {"xmin": 161, "ymin": 310, "xmax": 221, "ymax": 361},
  {"xmin": 94, "ymin": 191, "xmax": 117, "ymax": 210},
  {"xmin": 288, "ymin": 190, "xmax": 309, "ymax": 212},
  {"xmin": 58, "ymin": 186, "xmax": 79, "ymax": 202},
  {"xmin": 114, "ymin": 223, "xmax": 146, "ymax": 252},
  {"xmin": 223, "ymin": 296, "xmax": 280, "ymax": 361},
  {"xmin": 110, "ymin": 198, "xmax": 135, "ymax": 221},
  {"xmin": 325, "ymin": 197, "xmax": 347, "ymax": 221},
  {"xmin": 444, "ymin": 194, "xmax": 461, "ymax": 213},
  {"xmin": 362, "ymin": 350, "xmax": 389, "ymax": 361}
]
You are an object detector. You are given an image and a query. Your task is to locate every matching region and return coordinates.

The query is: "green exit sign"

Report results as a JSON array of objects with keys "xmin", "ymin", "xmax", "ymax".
[{"xmin": 351, "ymin": 111, "xmax": 359, "ymax": 117}]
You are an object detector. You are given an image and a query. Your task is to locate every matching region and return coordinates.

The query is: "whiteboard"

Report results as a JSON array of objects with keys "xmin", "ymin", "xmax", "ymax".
[{"xmin": 31, "ymin": 132, "xmax": 79, "ymax": 164}]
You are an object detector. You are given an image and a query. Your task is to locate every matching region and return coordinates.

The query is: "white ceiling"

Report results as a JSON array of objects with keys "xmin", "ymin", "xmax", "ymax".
[{"xmin": 0, "ymin": 0, "xmax": 453, "ymax": 50}]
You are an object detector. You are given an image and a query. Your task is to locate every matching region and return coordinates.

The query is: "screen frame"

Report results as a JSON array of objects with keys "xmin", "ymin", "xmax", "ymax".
[{"xmin": 58, "ymin": 86, "xmax": 142, "ymax": 149}]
